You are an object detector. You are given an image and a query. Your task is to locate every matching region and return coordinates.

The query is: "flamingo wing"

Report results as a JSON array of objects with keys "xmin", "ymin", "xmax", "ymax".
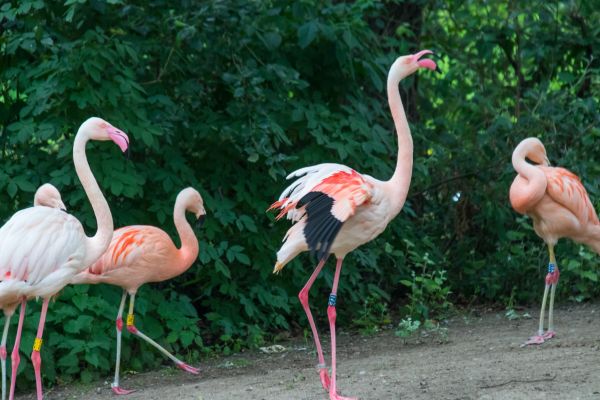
[
  {"xmin": 269, "ymin": 163, "xmax": 374, "ymax": 260},
  {"xmin": 542, "ymin": 166, "xmax": 600, "ymax": 225},
  {"xmin": 0, "ymin": 207, "xmax": 86, "ymax": 287},
  {"xmin": 88, "ymin": 226, "xmax": 171, "ymax": 275}
]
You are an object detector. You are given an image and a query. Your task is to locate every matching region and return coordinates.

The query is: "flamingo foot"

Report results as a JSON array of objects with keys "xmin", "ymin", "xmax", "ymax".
[
  {"xmin": 543, "ymin": 330, "xmax": 556, "ymax": 340},
  {"xmin": 329, "ymin": 392, "xmax": 357, "ymax": 400},
  {"xmin": 522, "ymin": 334, "xmax": 545, "ymax": 346},
  {"xmin": 111, "ymin": 385, "xmax": 136, "ymax": 395},
  {"xmin": 176, "ymin": 362, "xmax": 200, "ymax": 375},
  {"xmin": 319, "ymin": 368, "xmax": 331, "ymax": 391}
]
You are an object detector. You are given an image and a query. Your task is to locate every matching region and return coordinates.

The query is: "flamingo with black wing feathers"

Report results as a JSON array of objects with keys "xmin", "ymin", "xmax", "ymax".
[{"xmin": 269, "ymin": 50, "xmax": 437, "ymax": 400}]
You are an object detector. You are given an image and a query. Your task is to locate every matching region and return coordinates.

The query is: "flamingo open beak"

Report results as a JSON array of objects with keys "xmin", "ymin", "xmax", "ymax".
[
  {"xmin": 412, "ymin": 49, "xmax": 438, "ymax": 72},
  {"xmin": 107, "ymin": 126, "xmax": 130, "ymax": 154}
]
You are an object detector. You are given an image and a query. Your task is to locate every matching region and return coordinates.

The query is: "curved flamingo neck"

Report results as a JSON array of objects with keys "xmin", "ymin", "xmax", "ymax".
[
  {"xmin": 385, "ymin": 61, "xmax": 414, "ymax": 213},
  {"xmin": 173, "ymin": 197, "xmax": 199, "ymax": 272},
  {"xmin": 73, "ymin": 131, "xmax": 114, "ymax": 266},
  {"xmin": 510, "ymin": 145, "xmax": 547, "ymax": 214}
]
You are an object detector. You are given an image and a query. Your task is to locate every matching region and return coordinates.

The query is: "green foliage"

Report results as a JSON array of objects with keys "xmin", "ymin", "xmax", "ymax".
[
  {"xmin": 0, "ymin": 0, "xmax": 599, "ymax": 389},
  {"xmin": 351, "ymin": 294, "xmax": 392, "ymax": 335}
]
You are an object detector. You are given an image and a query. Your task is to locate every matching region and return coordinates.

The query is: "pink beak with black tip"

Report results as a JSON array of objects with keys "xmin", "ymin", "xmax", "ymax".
[
  {"xmin": 412, "ymin": 49, "xmax": 438, "ymax": 72},
  {"xmin": 107, "ymin": 125, "xmax": 130, "ymax": 154}
]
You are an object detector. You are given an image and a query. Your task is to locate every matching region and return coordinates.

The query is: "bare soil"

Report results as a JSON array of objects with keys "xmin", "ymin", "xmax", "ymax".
[{"xmin": 16, "ymin": 303, "xmax": 600, "ymax": 400}]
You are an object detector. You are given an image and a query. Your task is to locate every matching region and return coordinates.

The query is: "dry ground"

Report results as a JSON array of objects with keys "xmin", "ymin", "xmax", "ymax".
[{"xmin": 16, "ymin": 303, "xmax": 600, "ymax": 399}]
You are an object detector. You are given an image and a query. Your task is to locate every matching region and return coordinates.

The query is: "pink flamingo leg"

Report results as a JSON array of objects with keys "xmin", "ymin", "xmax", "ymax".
[
  {"xmin": 298, "ymin": 259, "xmax": 330, "ymax": 391},
  {"xmin": 524, "ymin": 245, "xmax": 560, "ymax": 346},
  {"xmin": 9, "ymin": 299, "xmax": 26, "ymax": 400},
  {"xmin": 112, "ymin": 291, "xmax": 134, "ymax": 395},
  {"xmin": 1, "ymin": 312, "xmax": 11, "ymax": 400},
  {"xmin": 126, "ymin": 294, "xmax": 199, "ymax": 375},
  {"xmin": 31, "ymin": 298, "xmax": 49, "ymax": 400},
  {"xmin": 328, "ymin": 258, "xmax": 356, "ymax": 400}
]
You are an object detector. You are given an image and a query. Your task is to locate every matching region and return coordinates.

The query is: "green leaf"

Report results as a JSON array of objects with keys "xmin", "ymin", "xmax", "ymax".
[{"xmin": 297, "ymin": 20, "xmax": 318, "ymax": 48}]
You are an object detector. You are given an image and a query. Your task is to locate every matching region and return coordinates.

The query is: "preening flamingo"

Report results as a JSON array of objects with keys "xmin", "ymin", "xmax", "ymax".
[
  {"xmin": 72, "ymin": 187, "xmax": 206, "ymax": 395},
  {"xmin": 268, "ymin": 50, "xmax": 436, "ymax": 400},
  {"xmin": 0, "ymin": 184, "xmax": 65, "ymax": 400},
  {"xmin": 510, "ymin": 137, "xmax": 600, "ymax": 345},
  {"xmin": 0, "ymin": 117, "xmax": 129, "ymax": 400}
]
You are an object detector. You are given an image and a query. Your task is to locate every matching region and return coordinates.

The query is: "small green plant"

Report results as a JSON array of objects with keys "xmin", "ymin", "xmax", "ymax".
[
  {"xmin": 352, "ymin": 294, "xmax": 392, "ymax": 335},
  {"xmin": 504, "ymin": 286, "xmax": 531, "ymax": 320},
  {"xmin": 400, "ymin": 269, "xmax": 452, "ymax": 322},
  {"xmin": 395, "ymin": 317, "xmax": 421, "ymax": 339}
]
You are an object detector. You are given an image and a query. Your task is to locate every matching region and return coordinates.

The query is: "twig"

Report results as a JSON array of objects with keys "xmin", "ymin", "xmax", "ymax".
[
  {"xmin": 142, "ymin": 46, "xmax": 175, "ymax": 85},
  {"xmin": 480, "ymin": 374, "xmax": 556, "ymax": 389}
]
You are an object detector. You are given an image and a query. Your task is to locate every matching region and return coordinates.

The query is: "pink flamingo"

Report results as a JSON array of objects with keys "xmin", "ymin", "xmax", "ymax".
[
  {"xmin": 72, "ymin": 187, "xmax": 206, "ymax": 395},
  {"xmin": 0, "ymin": 184, "xmax": 65, "ymax": 400},
  {"xmin": 510, "ymin": 137, "xmax": 600, "ymax": 345},
  {"xmin": 0, "ymin": 117, "xmax": 129, "ymax": 400},
  {"xmin": 268, "ymin": 51, "xmax": 436, "ymax": 400}
]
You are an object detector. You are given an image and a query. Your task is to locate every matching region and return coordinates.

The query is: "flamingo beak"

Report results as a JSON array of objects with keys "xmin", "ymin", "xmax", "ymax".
[
  {"xmin": 195, "ymin": 214, "xmax": 206, "ymax": 229},
  {"xmin": 107, "ymin": 126, "xmax": 130, "ymax": 154},
  {"xmin": 412, "ymin": 49, "xmax": 437, "ymax": 72}
]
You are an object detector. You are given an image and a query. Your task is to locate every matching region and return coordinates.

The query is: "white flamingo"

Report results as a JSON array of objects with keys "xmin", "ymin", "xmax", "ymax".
[
  {"xmin": 269, "ymin": 50, "xmax": 437, "ymax": 400},
  {"xmin": 0, "ymin": 118, "xmax": 129, "ymax": 400},
  {"xmin": 0, "ymin": 184, "xmax": 65, "ymax": 400}
]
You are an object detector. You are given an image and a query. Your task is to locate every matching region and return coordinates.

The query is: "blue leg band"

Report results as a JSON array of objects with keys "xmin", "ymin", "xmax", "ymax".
[{"xmin": 328, "ymin": 294, "xmax": 337, "ymax": 307}]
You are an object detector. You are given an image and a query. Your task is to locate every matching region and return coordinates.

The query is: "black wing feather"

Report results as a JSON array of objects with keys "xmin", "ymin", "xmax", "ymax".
[{"xmin": 297, "ymin": 191, "xmax": 343, "ymax": 261}]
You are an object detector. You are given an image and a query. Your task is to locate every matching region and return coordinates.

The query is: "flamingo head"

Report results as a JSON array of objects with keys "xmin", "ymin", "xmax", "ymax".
[
  {"xmin": 519, "ymin": 137, "xmax": 550, "ymax": 166},
  {"xmin": 81, "ymin": 117, "xmax": 130, "ymax": 153},
  {"xmin": 178, "ymin": 187, "xmax": 207, "ymax": 228},
  {"xmin": 391, "ymin": 50, "xmax": 438, "ymax": 80},
  {"xmin": 34, "ymin": 183, "xmax": 66, "ymax": 211}
]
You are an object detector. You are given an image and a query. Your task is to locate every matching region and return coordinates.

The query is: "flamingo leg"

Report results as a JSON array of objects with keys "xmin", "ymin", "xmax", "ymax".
[
  {"xmin": 298, "ymin": 258, "xmax": 330, "ymax": 390},
  {"xmin": 9, "ymin": 299, "xmax": 26, "ymax": 400},
  {"xmin": 327, "ymin": 258, "xmax": 356, "ymax": 400},
  {"xmin": 545, "ymin": 245, "xmax": 559, "ymax": 340},
  {"xmin": 1, "ymin": 313, "xmax": 11, "ymax": 400},
  {"xmin": 31, "ymin": 298, "xmax": 49, "ymax": 400},
  {"xmin": 125, "ymin": 294, "xmax": 199, "ymax": 375},
  {"xmin": 111, "ymin": 291, "xmax": 133, "ymax": 395}
]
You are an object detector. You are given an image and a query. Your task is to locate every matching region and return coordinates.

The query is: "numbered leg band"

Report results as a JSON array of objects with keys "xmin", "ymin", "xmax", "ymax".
[{"xmin": 126, "ymin": 314, "xmax": 135, "ymax": 326}]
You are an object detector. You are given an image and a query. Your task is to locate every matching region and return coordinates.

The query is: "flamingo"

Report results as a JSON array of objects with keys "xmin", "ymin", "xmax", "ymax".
[
  {"xmin": 0, "ymin": 117, "xmax": 129, "ymax": 400},
  {"xmin": 0, "ymin": 184, "xmax": 65, "ymax": 400},
  {"xmin": 510, "ymin": 137, "xmax": 600, "ymax": 345},
  {"xmin": 268, "ymin": 50, "xmax": 437, "ymax": 400},
  {"xmin": 71, "ymin": 187, "xmax": 206, "ymax": 395}
]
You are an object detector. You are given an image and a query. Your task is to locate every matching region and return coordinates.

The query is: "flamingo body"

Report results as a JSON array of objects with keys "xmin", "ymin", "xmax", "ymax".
[
  {"xmin": 510, "ymin": 137, "xmax": 600, "ymax": 345},
  {"xmin": 0, "ymin": 207, "xmax": 85, "ymax": 301},
  {"xmin": 83, "ymin": 226, "xmax": 180, "ymax": 293}
]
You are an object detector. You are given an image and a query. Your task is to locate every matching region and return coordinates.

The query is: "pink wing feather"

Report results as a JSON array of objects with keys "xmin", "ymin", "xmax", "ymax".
[
  {"xmin": 269, "ymin": 163, "xmax": 373, "ymax": 261},
  {"xmin": 541, "ymin": 166, "xmax": 599, "ymax": 225}
]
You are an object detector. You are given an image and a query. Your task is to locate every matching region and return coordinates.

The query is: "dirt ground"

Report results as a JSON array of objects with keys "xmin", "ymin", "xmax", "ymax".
[{"xmin": 16, "ymin": 303, "xmax": 600, "ymax": 400}]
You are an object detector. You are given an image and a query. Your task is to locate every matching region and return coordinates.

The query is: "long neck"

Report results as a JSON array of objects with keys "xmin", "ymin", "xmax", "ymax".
[
  {"xmin": 509, "ymin": 147, "xmax": 547, "ymax": 213},
  {"xmin": 385, "ymin": 63, "xmax": 414, "ymax": 212},
  {"xmin": 173, "ymin": 203, "xmax": 199, "ymax": 272},
  {"xmin": 74, "ymin": 134, "xmax": 114, "ymax": 266}
]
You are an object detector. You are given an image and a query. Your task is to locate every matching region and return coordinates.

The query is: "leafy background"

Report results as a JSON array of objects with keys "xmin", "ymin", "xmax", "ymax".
[{"xmin": 0, "ymin": 0, "xmax": 599, "ymax": 390}]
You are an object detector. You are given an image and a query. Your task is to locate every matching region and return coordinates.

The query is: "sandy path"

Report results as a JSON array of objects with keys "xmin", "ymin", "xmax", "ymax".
[{"xmin": 17, "ymin": 303, "xmax": 600, "ymax": 399}]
